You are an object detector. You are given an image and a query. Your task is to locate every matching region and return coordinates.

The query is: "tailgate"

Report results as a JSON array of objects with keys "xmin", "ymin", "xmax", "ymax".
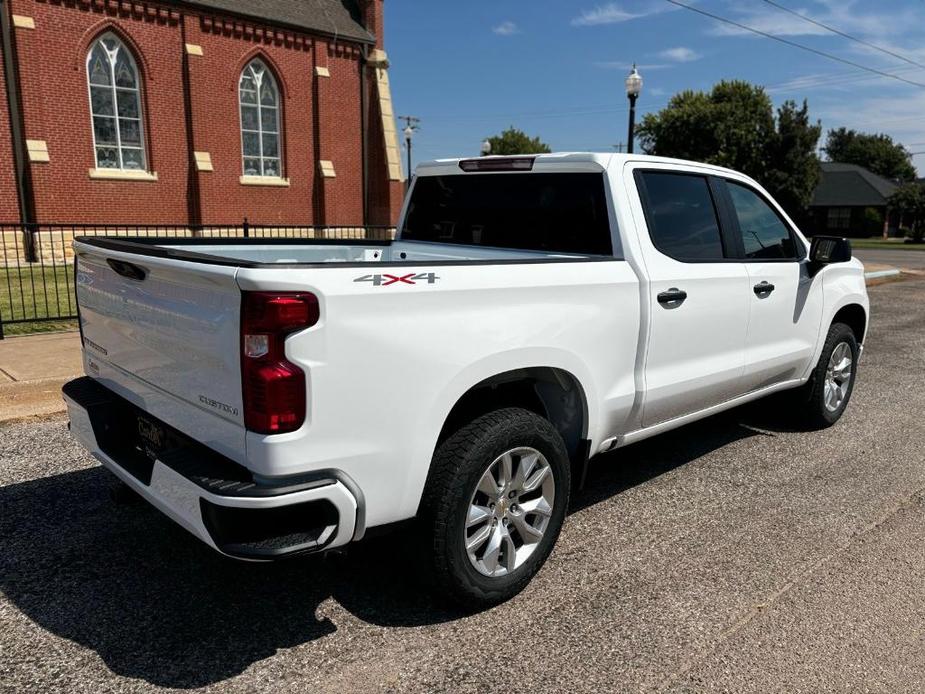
[{"xmin": 75, "ymin": 241, "xmax": 246, "ymax": 460}]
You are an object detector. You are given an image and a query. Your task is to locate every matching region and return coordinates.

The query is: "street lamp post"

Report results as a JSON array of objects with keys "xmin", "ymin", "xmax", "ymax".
[
  {"xmin": 404, "ymin": 125, "xmax": 414, "ymax": 191},
  {"xmin": 625, "ymin": 63, "xmax": 643, "ymax": 154},
  {"xmin": 480, "ymin": 139, "xmax": 492, "ymax": 157}
]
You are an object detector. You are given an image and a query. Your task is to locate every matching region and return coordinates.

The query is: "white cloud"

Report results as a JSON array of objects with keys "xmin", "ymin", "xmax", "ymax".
[
  {"xmin": 707, "ymin": 10, "xmax": 829, "ymax": 38},
  {"xmin": 708, "ymin": 0, "xmax": 922, "ymax": 41},
  {"xmin": 572, "ymin": 1, "xmax": 679, "ymax": 27},
  {"xmin": 492, "ymin": 21, "xmax": 519, "ymax": 36},
  {"xmin": 658, "ymin": 46, "xmax": 701, "ymax": 62},
  {"xmin": 815, "ymin": 90, "xmax": 925, "ymax": 160},
  {"xmin": 764, "ymin": 65, "xmax": 922, "ymax": 95},
  {"xmin": 571, "ymin": 3, "xmax": 640, "ymax": 26}
]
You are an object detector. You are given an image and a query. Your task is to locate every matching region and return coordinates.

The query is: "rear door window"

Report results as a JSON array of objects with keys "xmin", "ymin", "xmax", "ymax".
[
  {"xmin": 400, "ymin": 172, "xmax": 613, "ymax": 255},
  {"xmin": 637, "ymin": 172, "xmax": 726, "ymax": 261},
  {"xmin": 726, "ymin": 181, "xmax": 801, "ymax": 260}
]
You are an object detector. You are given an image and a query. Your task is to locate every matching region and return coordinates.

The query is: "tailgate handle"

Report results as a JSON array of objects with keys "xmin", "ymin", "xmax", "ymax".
[{"xmin": 107, "ymin": 258, "xmax": 147, "ymax": 281}]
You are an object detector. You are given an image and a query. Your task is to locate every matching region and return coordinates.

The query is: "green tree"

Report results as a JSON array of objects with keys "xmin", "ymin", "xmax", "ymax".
[
  {"xmin": 763, "ymin": 100, "xmax": 822, "ymax": 223},
  {"xmin": 888, "ymin": 182, "xmax": 925, "ymax": 241},
  {"xmin": 636, "ymin": 81, "xmax": 821, "ymax": 221},
  {"xmin": 486, "ymin": 127, "xmax": 551, "ymax": 155},
  {"xmin": 823, "ymin": 128, "xmax": 916, "ymax": 182}
]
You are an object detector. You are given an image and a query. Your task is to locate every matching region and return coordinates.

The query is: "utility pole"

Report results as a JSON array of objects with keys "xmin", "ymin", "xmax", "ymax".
[
  {"xmin": 611, "ymin": 142, "xmax": 625, "ymax": 153},
  {"xmin": 398, "ymin": 115, "xmax": 420, "ymax": 190}
]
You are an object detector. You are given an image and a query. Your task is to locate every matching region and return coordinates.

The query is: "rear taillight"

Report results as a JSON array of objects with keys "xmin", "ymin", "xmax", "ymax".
[{"xmin": 241, "ymin": 292, "xmax": 319, "ymax": 434}]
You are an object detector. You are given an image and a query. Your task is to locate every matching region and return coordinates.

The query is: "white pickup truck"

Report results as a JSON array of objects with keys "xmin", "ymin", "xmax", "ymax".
[{"xmin": 64, "ymin": 153, "xmax": 868, "ymax": 605}]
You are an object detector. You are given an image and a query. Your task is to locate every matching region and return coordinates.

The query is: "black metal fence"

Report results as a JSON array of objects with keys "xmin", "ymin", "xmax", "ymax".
[{"xmin": 0, "ymin": 221, "xmax": 394, "ymax": 338}]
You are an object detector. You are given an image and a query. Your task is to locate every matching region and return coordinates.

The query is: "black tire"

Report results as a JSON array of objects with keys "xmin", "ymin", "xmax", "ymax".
[
  {"xmin": 419, "ymin": 408, "xmax": 571, "ymax": 607},
  {"xmin": 793, "ymin": 322, "xmax": 859, "ymax": 429}
]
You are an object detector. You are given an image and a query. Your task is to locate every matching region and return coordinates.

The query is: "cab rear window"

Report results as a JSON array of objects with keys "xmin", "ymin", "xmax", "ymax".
[{"xmin": 400, "ymin": 172, "xmax": 613, "ymax": 256}]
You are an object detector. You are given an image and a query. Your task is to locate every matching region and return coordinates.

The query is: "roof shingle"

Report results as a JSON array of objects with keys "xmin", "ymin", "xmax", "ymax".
[
  {"xmin": 176, "ymin": 0, "xmax": 374, "ymax": 43},
  {"xmin": 810, "ymin": 162, "xmax": 899, "ymax": 207}
]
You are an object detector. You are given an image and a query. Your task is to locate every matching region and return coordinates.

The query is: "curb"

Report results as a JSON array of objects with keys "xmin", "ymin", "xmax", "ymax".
[{"xmin": 0, "ymin": 376, "xmax": 73, "ymax": 425}]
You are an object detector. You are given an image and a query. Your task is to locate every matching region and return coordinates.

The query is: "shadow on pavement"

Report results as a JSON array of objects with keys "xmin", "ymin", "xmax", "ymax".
[
  {"xmin": 0, "ymin": 402, "xmax": 793, "ymax": 688},
  {"xmin": 573, "ymin": 400, "xmax": 792, "ymax": 513}
]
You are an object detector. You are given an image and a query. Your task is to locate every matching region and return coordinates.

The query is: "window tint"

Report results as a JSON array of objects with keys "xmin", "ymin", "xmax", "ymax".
[
  {"xmin": 639, "ymin": 172, "xmax": 725, "ymax": 261},
  {"xmin": 401, "ymin": 173, "xmax": 613, "ymax": 255},
  {"xmin": 727, "ymin": 182, "xmax": 798, "ymax": 259}
]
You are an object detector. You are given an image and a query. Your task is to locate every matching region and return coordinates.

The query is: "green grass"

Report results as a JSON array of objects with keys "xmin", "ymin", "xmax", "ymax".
[
  {"xmin": 850, "ymin": 238, "xmax": 925, "ymax": 250},
  {"xmin": 0, "ymin": 266, "xmax": 79, "ymax": 336}
]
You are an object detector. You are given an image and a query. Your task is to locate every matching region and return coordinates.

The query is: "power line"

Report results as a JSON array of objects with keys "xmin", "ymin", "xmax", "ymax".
[
  {"xmin": 398, "ymin": 115, "xmax": 420, "ymax": 132},
  {"xmin": 765, "ymin": 64, "xmax": 924, "ymax": 93},
  {"xmin": 760, "ymin": 0, "xmax": 925, "ymax": 71},
  {"xmin": 664, "ymin": 0, "xmax": 925, "ymax": 89}
]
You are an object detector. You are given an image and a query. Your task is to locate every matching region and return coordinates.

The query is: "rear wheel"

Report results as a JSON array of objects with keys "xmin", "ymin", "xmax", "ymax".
[
  {"xmin": 420, "ymin": 408, "xmax": 570, "ymax": 607},
  {"xmin": 794, "ymin": 322, "xmax": 859, "ymax": 429}
]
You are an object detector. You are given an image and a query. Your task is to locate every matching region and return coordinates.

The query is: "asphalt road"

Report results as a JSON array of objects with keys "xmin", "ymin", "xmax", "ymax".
[
  {"xmin": 2, "ymin": 278, "xmax": 924, "ymax": 694},
  {"xmin": 856, "ymin": 247, "xmax": 925, "ymax": 271}
]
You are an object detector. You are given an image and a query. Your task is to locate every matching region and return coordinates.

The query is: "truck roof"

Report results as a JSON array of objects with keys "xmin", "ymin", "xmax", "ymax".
[{"xmin": 414, "ymin": 152, "xmax": 744, "ymax": 178}]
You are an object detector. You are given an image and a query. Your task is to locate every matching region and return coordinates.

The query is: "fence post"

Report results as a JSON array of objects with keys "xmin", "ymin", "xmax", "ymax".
[
  {"xmin": 23, "ymin": 222, "xmax": 37, "ymax": 263},
  {"xmin": 243, "ymin": 216, "xmax": 250, "ymax": 238}
]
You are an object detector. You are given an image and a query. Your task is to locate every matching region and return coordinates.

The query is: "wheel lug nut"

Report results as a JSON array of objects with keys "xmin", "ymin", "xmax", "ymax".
[{"xmin": 508, "ymin": 491, "xmax": 516, "ymax": 499}]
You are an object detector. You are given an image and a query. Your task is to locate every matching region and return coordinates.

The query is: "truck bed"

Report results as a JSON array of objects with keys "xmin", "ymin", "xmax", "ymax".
[{"xmin": 77, "ymin": 236, "xmax": 602, "ymax": 268}]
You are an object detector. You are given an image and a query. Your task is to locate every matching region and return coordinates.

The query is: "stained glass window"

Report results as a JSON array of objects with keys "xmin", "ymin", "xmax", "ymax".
[
  {"xmin": 86, "ymin": 34, "xmax": 146, "ymax": 171},
  {"xmin": 239, "ymin": 60, "xmax": 281, "ymax": 177}
]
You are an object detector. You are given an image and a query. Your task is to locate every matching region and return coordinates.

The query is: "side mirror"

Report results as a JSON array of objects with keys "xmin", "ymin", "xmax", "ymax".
[{"xmin": 809, "ymin": 236, "xmax": 852, "ymax": 275}]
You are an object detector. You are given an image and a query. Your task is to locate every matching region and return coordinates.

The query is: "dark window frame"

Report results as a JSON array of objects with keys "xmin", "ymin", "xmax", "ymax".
[
  {"xmin": 634, "ymin": 169, "xmax": 740, "ymax": 263},
  {"xmin": 826, "ymin": 206, "xmax": 852, "ymax": 231},
  {"xmin": 714, "ymin": 177, "xmax": 807, "ymax": 262}
]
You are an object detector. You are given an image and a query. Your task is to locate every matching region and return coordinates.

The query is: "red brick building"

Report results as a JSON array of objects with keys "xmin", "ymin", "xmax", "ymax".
[{"xmin": 0, "ymin": 0, "xmax": 405, "ymax": 226}]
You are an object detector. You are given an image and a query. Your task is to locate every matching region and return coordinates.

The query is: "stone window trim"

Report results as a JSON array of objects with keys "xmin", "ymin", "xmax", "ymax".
[
  {"xmin": 239, "ymin": 58, "xmax": 283, "ymax": 179},
  {"xmin": 85, "ymin": 32, "xmax": 150, "ymax": 174}
]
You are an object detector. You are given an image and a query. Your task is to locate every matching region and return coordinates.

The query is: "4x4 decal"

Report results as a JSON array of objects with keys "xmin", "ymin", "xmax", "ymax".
[{"xmin": 354, "ymin": 272, "xmax": 440, "ymax": 286}]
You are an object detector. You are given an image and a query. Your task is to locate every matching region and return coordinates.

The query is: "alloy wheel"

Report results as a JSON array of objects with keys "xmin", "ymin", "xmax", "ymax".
[
  {"xmin": 824, "ymin": 341, "xmax": 853, "ymax": 412},
  {"xmin": 464, "ymin": 447, "xmax": 556, "ymax": 578}
]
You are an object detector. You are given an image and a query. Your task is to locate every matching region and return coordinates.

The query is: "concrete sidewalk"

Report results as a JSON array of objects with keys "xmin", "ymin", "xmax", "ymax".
[{"xmin": 0, "ymin": 332, "xmax": 82, "ymax": 423}]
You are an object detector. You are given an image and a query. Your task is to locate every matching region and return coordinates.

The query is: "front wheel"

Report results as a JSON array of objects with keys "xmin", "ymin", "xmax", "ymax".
[
  {"xmin": 793, "ymin": 322, "xmax": 859, "ymax": 429},
  {"xmin": 420, "ymin": 408, "xmax": 571, "ymax": 607}
]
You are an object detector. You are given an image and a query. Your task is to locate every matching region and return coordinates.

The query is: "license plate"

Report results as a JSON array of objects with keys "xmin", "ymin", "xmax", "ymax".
[{"xmin": 136, "ymin": 415, "xmax": 168, "ymax": 460}]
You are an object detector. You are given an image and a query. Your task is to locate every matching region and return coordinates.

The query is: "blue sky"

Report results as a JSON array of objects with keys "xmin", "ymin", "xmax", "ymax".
[{"xmin": 386, "ymin": 0, "xmax": 925, "ymax": 174}]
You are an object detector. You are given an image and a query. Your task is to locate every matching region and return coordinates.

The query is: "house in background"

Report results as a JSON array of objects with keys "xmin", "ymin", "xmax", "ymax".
[{"xmin": 808, "ymin": 162, "xmax": 899, "ymax": 238}]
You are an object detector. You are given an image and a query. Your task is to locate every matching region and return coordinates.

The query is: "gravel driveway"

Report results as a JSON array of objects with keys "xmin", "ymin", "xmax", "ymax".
[{"xmin": 2, "ymin": 278, "xmax": 924, "ymax": 694}]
